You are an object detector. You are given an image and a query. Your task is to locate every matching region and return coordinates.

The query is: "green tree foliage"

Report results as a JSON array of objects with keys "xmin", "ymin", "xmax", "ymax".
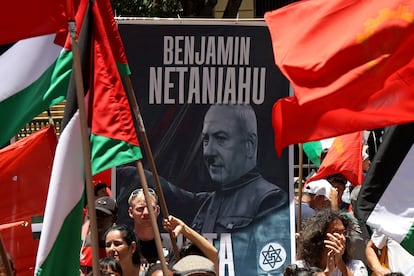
[{"xmin": 111, "ymin": 0, "xmax": 183, "ymax": 17}]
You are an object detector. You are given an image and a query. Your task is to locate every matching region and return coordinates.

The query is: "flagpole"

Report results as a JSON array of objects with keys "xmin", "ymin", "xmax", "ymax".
[
  {"xmin": 0, "ymin": 233, "xmax": 13, "ymax": 276},
  {"xmin": 135, "ymin": 161, "xmax": 170, "ymax": 275},
  {"xmin": 69, "ymin": 22, "xmax": 101, "ymax": 276},
  {"xmin": 297, "ymin": 143, "xmax": 304, "ymax": 233},
  {"xmin": 122, "ymin": 76, "xmax": 181, "ymax": 261}
]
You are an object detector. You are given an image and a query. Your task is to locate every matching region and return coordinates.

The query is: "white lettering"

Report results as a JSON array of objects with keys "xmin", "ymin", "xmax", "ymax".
[
  {"xmin": 238, "ymin": 67, "xmax": 250, "ymax": 104},
  {"xmin": 219, "ymin": 233, "xmax": 235, "ymax": 276},
  {"xmin": 163, "ymin": 36, "xmax": 174, "ymax": 65},
  {"xmin": 223, "ymin": 67, "xmax": 236, "ymax": 104},
  {"xmin": 176, "ymin": 67, "xmax": 188, "ymax": 104},
  {"xmin": 205, "ymin": 37, "xmax": 216, "ymax": 65},
  {"xmin": 163, "ymin": 67, "xmax": 175, "ymax": 104},
  {"xmin": 148, "ymin": 66, "xmax": 266, "ymax": 105},
  {"xmin": 188, "ymin": 67, "xmax": 200, "ymax": 104},
  {"xmin": 149, "ymin": 67, "xmax": 163, "ymax": 104},
  {"xmin": 184, "ymin": 36, "xmax": 195, "ymax": 64},
  {"xmin": 202, "ymin": 67, "xmax": 216, "ymax": 103},
  {"xmin": 217, "ymin": 36, "xmax": 232, "ymax": 65},
  {"xmin": 195, "ymin": 37, "xmax": 206, "ymax": 65},
  {"xmin": 164, "ymin": 36, "xmax": 250, "ymax": 65},
  {"xmin": 240, "ymin": 37, "xmax": 250, "ymax": 65},
  {"xmin": 174, "ymin": 36, "xmax": 184, "ymax": 65},
  {"xmin": 252, "ymin": 67, "xmax": 266, "ymax": 104}
]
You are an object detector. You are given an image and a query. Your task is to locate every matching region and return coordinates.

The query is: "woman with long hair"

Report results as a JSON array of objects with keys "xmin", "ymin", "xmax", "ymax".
[
  {"xmin": 104, "ymin": 224, "xmax": 143, "ymax": 276},
  {"xmin": 296, "ymin": 208, "xmax": 367, "ymax": 276}
]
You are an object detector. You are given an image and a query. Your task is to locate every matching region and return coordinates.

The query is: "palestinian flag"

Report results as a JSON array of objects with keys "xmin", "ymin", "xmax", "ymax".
[
  {"xmin": 0, "ymin": 33, "xmax": 71, "ymax": 147},
  {"xmin": 303, "ymin": 138, "xmax": 334, "ymax": 168},
  {"xmin": 355, "ymin": 122, "xmax": 414, "ymax": 255},
  {"xmin": 31, "ymin": 216, "xmax": 44, "ymax": 240},
  {"xmin": 35, "ymin": 0, "xmax": 142, "ymax": 274}
]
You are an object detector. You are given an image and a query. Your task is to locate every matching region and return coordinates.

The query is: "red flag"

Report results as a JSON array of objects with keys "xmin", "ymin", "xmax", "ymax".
[
  {"xmin": 0, "ymin": 126, "xmax": 57, "ymax": 275},
  {"xmin": 265, "ymin": 0, "xmax": 414, "ymax": 154},
  {"xmin": 0, "ymin": 1, "xmax": 67, "ymax": 44},
  {"xmin": 87, "ymin": 0, "xmax": 142, "ymax": 174},
  {"xmin": 306, "ymin": 132, "xmax": 364, "ymax": 186}
]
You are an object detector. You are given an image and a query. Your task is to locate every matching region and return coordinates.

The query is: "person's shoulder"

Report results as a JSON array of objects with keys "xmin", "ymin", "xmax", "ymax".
[{"xmin": 250, "ymin": 174, "xmax": 285, "ymax": 193}]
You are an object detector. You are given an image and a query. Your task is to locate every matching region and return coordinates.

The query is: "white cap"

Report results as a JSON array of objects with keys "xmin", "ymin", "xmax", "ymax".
[{"xmin": 304, "ymin": 179, "xmax": 333, "ymax": 199}]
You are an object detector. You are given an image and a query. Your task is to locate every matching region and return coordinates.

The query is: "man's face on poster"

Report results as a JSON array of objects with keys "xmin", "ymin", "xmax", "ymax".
[{"xmin": 202, "ymin": 106, "xmax": 249, "ymax": 185}]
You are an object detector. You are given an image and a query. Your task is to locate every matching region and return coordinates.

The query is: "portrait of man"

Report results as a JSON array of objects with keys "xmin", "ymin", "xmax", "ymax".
[
  {"xmin": 116, "ymin": 104, "xmax": 291, "ymax": 275},
  {"xmin": 115, "ymin": 20, "xmax": 293, "ymax": 276}
]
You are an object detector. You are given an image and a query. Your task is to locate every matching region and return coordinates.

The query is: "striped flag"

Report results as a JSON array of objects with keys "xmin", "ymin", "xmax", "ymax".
[
  {"xmin": 35, "ymin": 0, "xmax": 142, "ymax": 274},
  {"xmin": 0, "ymin": 33, "xmax": 71, "ymax": 147},
  {"xmin": 355, "ymin": 122, "xmax": 414, "ymax": 255},
  {"xmin": 31, "ymin": 216, "xmax": 44, "ymax": 240},
  {"xmin": 303, "ymin": 138, "xmax": 334, "ymax": 167}
]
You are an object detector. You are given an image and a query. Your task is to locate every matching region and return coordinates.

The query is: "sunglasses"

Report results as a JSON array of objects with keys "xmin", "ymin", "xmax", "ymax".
[{"xmin": 128, "ymin": 188, "xmax": 157, "ymax": 204}]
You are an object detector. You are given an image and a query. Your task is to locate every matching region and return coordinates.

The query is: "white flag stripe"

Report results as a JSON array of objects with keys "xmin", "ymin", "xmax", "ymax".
[
  {"xmin": 320, "ymin": 138, "xmax": 334, "ymax": 149},
  {"xmin": 0, "ymin": 34, "xmax": 63, "ymax": 100},
  {"xmin": 31, "ymin": 223, "xmax": 43, "ymax": 233},
  {"xmin": 35, "ymin": 111, "xmax": 84, "ymax": 270},
  {"xmin": 367, "ymin": 144, "xmax": 414, "ymax": 243}
]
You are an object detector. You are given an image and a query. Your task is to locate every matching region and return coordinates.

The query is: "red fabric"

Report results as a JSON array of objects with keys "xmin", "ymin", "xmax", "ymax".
[
  {"xmin": 306, "ymin": 132, "xmax": 363, "ymax": 186},
  {"xmin": 265, "ymin": 0, "xmax": 414, "ymax": 154},
  {"xmin": 0, "ymin": 126, "xmax": 57, "ymax": 275},
  {"xmin": 80, "ymin": 246, "xmax": 107, "ymax": 267},
  {"xmin": 0, "ymin": 1, "xmax": 67, "ymax": 44},
  {"xmin": 87, "ymin": 0, "xmax": 139, "ymax": 146},
  {"xmin": 95, "ymin": 0, "xmax": 128, "ymax": 65}
]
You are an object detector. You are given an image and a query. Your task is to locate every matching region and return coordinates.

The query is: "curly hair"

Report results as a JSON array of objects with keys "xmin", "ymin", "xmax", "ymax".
[
  {"xmin": 296, "ymin": 208, "xmax": 354, "ymax": 268},
  {"xmin": 283, "ymin": 263, "xmax": 323, "ymax": 276}
]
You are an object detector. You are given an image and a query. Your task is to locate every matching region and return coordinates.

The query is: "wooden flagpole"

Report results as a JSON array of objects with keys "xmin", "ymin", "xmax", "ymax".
[
  {"xmin": 297, "ymin": 143, "xmax": 304, "ymax": 233},
  {"xmin": 134, "ymin": 161, "xmax": 170, "ymax": 275},
  {"xmin": 122, "ymin": 76, "xmax": 181, "ymax": 262},
  {"xmin": 69, "ymin": 21, "xmax": 101, "ymax": 276}
]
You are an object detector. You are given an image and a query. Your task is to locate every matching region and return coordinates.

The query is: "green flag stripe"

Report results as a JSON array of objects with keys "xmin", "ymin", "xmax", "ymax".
[
  {"xmin": 116, "ymin": 62, "xmax": 130, "ymax": 77},
  {"xmin": 0, "ymin": 50, "xmax": 72, "ymax": 145},
  {"xmin": 401, "ymin": 223, "xmax": 414, "ymax": 255},
  {"xmin": 303, "ymin": 141, "xmax": 322, "ymax": 167},
  {"xmin": 36, "ymin": 199, "xmax": 84, "ymax": 276},
  {"xmin": 32, "ymin": 216, "xmax": 44, "ymax": 224},
  {"xmin": 90, "ymin": 133, "xmax": 142, "ymax": 175}
]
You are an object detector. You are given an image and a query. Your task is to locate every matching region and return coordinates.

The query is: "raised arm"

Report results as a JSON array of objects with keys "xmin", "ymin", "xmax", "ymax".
[
  {"xmin": 365, "ymin": 239, "xmax": 391, "ymax": 276},
  {"xmin": 163, "ymin": 215, "xmax": 219, "ymax": 275}
]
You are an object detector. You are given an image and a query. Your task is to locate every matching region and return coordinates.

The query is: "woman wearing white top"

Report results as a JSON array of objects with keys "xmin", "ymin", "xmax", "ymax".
[{"xmin": 295, "ymin": 209, "xmax": 368, "ymax": 276}]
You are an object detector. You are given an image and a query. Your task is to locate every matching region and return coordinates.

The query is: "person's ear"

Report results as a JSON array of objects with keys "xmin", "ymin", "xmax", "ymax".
[
  {"xmin": 245, "ymin": 133, "xmax": 257, "ymax": 158},
  {"xmin": 155, "ymin": 205, "xmax": 161, "ymax": 216},
  {"xmin": 131, "ymin": 240, "xmax": 137, "ymax": 254},
  {"xmin": 128, "ymin": 206, "xmax": 133, "ymax": 218}
]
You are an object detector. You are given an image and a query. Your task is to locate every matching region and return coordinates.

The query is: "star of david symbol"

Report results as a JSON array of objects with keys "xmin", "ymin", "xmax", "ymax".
[{"xmin": 261, "ymin": 244, "xmax": 282, "ymax": 268}]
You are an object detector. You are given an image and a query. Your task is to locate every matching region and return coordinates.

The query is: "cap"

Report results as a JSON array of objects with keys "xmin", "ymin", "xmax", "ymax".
[
  {"xmin": 95, "ymin": 196, "xmax": 118, "ymax": 215},
  {"xmin": 172, "ymin": 255, "xmax": 216, "ymax": 276},
  {"xmin": 304, "ymin": 179, "xmax": 333, "ymax": 199}
]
